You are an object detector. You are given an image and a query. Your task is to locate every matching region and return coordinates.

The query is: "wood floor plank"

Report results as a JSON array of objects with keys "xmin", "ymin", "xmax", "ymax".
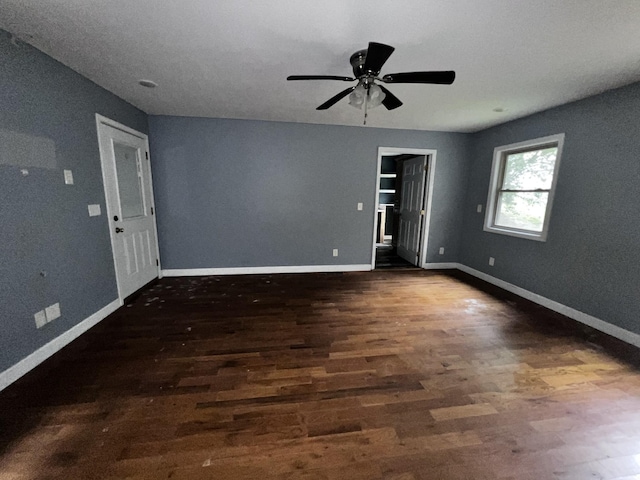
[{"xmin": 1, "ymin": 269, "xmax": 640, "ymax": 479}]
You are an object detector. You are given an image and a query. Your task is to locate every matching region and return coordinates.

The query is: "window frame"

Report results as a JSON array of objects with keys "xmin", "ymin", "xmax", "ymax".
[{"xmin": 484, "ymin": 133, "xmax": 565, "ymax": 242}]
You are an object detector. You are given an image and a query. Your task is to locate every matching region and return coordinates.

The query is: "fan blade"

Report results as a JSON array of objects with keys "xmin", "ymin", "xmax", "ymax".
[
  {"xmin": 363, "ymin": 42, "xmax": 395, "ymax": 73},
  {"xmin": 378, "ymin": 85, "xmax": 403, "ymax": 110},
  {"xmin": 382, "ymin": 71, "xmax": 456, "ymax": 85},
  {"xmin": 316, "ymin": 87, "xmax": 356, "ymax": 110},
  {"xmin": 287, "ymin": 75, "xmax": 355, "ymax": 82}
]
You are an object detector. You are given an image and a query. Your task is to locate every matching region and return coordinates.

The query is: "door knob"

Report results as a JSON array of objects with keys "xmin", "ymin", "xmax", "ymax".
[{"xmin": 115, "ymin": 227, "xmax": 124, "ymax": 233}]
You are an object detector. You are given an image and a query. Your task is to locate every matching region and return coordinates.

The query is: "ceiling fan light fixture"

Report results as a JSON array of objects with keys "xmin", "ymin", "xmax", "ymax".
[
  {"xmin": 367, "ymin": 84, "xmax": 386, "ymax": 109},
  {"xmin": 348, "ymin": 84, "xmax": 366, "ymax": 109},
  {"xmin": 349, "ymin": 83, "xmax": 386, "ymax": 110}
]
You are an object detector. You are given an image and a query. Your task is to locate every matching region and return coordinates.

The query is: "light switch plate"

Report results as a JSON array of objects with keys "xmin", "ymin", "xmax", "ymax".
[
  {"xmin": 45, "ymin": 303, "xmax": 61, "ymax": 322},
  {"xmin": 489, "ymin": 257, "xmax": 495, "ymax": 266},
  {"xmin": 34, "ymin": 310, "xmax": 47, "ymax": 329},
  {"xmin": 64, "ymin": 169, "xmax": 74, "ymax": 185},
  {"xmin": 477, "ymin": 204, "xmax": 483, "ymax": 213},
  {"xmin": 357, "ymin": 202, "xmax": 363, "ymax": 211},
  {"xmin": 88, "ymin": 204, "xmax": 101, "ymax": 216},
  {"xmin": 332, "ymin": 249, "xmax": 339, "ymax": 257},
  {"xmin": 439, "ymin": 247, "xmax": 445, "ymax": 255}
]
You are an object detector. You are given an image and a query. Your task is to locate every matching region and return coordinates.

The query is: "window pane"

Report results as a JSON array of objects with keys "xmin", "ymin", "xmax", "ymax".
[
  {"xmin": 502, "ymin": 147, "xmax": 557, "ymax": 190},
  {"xmin": 495, "ymin": 191, "xmax": 549, "ymax": 232},
  {"xmin": 113, "ymin": 142, "xmax": 144, "ymax": 218}
]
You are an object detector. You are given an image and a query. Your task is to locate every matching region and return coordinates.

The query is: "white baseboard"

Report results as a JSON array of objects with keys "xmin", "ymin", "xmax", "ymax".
[
  {"xmin": 162, "ymin": 264, "xmax": 372, "ymax": 277},
  {"xmin": 456, "ymin": 264, "xmax": 640, "ymax": 349},
  {"xmin": 422, "ymin": 262, "xmax": 458, "ymax": 270},
  {"xmin": 0, "ymin": 299, "xmax": 120, "ymax": 392}
]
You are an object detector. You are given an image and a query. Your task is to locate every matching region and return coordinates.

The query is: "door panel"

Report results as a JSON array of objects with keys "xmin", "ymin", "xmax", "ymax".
[
  {"xmin": 97, "ymin": 118, "xmax": 159, "ymax": 300},
  {"xmin": 397, "ymin": 156, "xmax": 426, "ymax": 265}
]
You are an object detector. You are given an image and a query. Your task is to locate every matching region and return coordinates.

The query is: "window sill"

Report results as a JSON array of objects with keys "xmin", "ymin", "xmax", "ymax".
[{"xmin": 483, "ymin": 225, "xmax": 548, "ymax": 242}]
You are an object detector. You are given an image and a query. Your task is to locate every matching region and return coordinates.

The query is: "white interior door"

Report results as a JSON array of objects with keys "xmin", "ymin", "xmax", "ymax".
[
  {"xmin": 397, "ymin": 156, "xmax": 427, "ymax": 266},
  {"xmin": 96, "ymin": 116, "xmax": 160, "ymax": 300}
]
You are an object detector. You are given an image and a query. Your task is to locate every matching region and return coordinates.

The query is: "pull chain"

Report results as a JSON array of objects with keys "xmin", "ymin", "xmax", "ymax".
[{"xmin": 363, "ymin": 85, "xmax": 369, "ymax": 125}]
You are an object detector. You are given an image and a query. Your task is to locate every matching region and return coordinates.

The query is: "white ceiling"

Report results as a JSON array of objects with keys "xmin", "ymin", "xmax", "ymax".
[{"xmin": 3, "ymin": 0, "xmax": 640, "ymax": 132}]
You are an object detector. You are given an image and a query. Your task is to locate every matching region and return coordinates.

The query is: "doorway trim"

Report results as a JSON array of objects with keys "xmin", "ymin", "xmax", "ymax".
[
  {"xmin": 95, "ymin": 114, "xmax": 162, "ymax": 305},
  {"xmin": 371, "ymin": 147, "xmax": 437, "ymax": 269}
]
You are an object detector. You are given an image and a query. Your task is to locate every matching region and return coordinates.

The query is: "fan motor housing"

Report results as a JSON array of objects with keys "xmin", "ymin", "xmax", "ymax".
[{"xmin": 349, "ymin": 50, "xmax": 368, "ymax": 78}]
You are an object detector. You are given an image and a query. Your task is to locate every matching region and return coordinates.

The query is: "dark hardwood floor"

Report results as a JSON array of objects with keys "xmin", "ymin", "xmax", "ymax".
[{"xmin": 1, "ymin": 270, "xmax": 640, "ymax": 480}]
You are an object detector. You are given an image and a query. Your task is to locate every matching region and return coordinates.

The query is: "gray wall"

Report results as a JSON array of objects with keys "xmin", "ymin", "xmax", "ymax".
[
  {"xmin": 0, "ymin": 30, "xmax": 148, "ymax": 372},
  {"xmin": 149, "ymin": 116, "xmax": 471, "ymax": 269},
  {"xmin": 461, "ymin": 82, "xmax": 640, "ymax": 335}
]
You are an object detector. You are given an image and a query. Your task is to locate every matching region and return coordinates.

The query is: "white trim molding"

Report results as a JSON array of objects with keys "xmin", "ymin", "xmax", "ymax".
[
  {"xmin": 162, "ymin": 264, "xmax": 372, "ymax": 277},
  {"xmin": 422, "ymin": 262, "xmax": 458, "ymax": 270},
  {"xmin": 456, "ymin": 264, "xmax": 640, "ymax": 349},
  {"xmin": 0, "ymin": 299, "xmax": 120, "ymax": 392},
  {"xmin": 95, "ymin": 113, "xmax": 147, "ymax": 139}
]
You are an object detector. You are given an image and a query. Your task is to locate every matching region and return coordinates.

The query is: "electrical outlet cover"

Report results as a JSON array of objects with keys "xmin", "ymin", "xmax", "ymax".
[
  {"xmin": 64, "ymin": 169, "xmax": 74, "ymax": 185},
  {"xmin": 34, "ymin": 310, "xmax": 47, "ymax": 328},
  {"xmin": 45, "ymin": 303, "xmax": 61, "ymax": 322},
  {"xmin": 88, "ymin": 204, "xmax": 101, "ymax": 216}
]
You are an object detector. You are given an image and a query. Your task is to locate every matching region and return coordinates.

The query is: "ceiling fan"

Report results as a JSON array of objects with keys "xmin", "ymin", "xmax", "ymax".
[{"xmin": 287, "ymin": 42, "xmax": 455, "ymax": 119}]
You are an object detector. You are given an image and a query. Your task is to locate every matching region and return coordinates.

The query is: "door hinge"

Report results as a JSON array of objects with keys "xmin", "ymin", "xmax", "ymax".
[
  {"xmin": 156, "ymin": 259, "xmax": 159, "ymax": 266},
  {"xmin": 151, "ymin": 206, "xmax": 154, "ymax": 215},
  {"xmin": 145, "ymin": 151, "xmax": 149, "ymax": 160}
]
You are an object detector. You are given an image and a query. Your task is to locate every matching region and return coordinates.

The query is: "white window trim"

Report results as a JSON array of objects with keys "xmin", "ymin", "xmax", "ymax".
[{"xmin": 484, "ymin": 133, "xmax": 565, "ymax": 242}]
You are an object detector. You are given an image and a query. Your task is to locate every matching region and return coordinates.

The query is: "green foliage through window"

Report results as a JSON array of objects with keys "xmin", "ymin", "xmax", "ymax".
[{"xmin": 495, "ymin": 147, "xmax": 557, "ymax": 232}]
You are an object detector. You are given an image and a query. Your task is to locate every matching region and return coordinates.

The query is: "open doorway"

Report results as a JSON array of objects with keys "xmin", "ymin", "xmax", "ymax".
[{"xmin": 371, "ymin": 147, "xmax": 436, "ymax": 270}]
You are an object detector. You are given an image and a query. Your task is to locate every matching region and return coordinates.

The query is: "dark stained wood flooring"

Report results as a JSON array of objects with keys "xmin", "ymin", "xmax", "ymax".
[{"xmin": 2, "ymin": 270, "xmax": 640, "ymax": 480}]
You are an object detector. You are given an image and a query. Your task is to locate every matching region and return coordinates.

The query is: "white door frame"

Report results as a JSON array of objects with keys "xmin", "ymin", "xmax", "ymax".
[
  {"xmin": 371, "ymin": 147, "xmax": 437, "ymax": 269},
  {"xmin": 95, "ymin": 114, "xmax": 162, "ymax": 304}
]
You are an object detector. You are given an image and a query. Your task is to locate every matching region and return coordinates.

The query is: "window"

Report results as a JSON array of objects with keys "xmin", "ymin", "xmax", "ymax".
[{"xmin": 484, "ymin": 133, "xmax": 564, "ymax": 241}]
